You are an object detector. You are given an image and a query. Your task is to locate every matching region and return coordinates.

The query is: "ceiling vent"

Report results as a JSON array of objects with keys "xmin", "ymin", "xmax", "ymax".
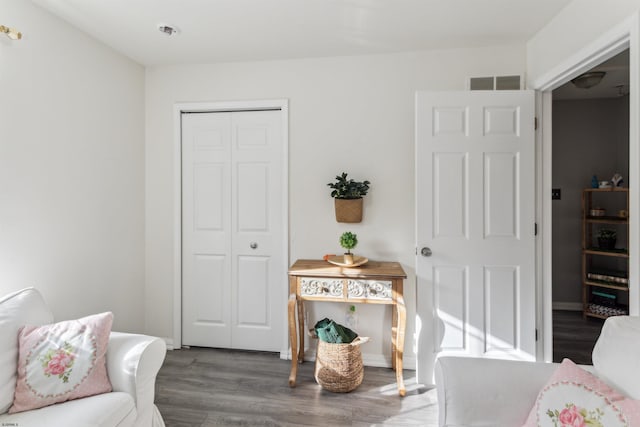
[{"xmin": 468, "ymin": 75, "xmax": 522, "ymax": 90}]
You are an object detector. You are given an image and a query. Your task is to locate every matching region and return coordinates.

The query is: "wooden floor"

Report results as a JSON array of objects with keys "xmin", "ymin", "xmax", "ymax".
[
  {"xmin": 155, "ymin": 312, "xmax": 602, "ymax": 426},
  {"xmin": 552, "ymin": 310, "xmax": 605, "ymax": 365},
  {"xmin": 155, "ymin": 347, "xmax": 438, "ymax": 427}
]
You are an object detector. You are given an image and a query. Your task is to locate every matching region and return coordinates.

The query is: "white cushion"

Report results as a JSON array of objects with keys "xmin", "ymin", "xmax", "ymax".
[
  {"xmin": 0, "ymin": 391, "xmax": 136, "ymax": 427},
  {"xmin": 0, "ymin": 288, "xmax": 54, "ymax": 414},
  {"xmin": 592, "ymin": 315, "xmax": 640, "ymax": 399}
]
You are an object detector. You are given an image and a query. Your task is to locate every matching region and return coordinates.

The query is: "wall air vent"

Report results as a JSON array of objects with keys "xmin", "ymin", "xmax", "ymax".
[{"xmin": 468, "ymin": 75, "xmax": 522, "ymax": 90}]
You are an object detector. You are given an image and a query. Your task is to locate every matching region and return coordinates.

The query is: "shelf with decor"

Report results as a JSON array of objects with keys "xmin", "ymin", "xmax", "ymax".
[{"xmin": 582, "ymin": 187, "xmax": 629, "ymax": 319}]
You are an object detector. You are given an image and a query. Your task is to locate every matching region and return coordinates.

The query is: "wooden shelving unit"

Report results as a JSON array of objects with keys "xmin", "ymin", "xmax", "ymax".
[{"xmin": 582, "ymin": 188, "xmax": 629, "ymax": 319}]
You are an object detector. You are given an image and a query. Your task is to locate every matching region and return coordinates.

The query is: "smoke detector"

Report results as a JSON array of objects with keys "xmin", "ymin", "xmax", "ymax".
[{"xmin": 158, "ymin": 24, "xmax": 179, "ymax": 36}]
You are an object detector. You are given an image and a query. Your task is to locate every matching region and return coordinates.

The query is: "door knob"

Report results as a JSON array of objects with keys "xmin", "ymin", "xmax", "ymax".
[
  {"xmin": 250, "ymin": 242, "xmax": 258, "ymax": 249},
  {"xmin": 421, "ymin": 247, "xmax": 432, "ymax": 257}
]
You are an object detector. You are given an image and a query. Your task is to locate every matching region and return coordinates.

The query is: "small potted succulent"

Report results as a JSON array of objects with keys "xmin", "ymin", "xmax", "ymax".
[
  {"xmin": 597, "ymin": 228, "xmax": 617, "ymax": 250},
  {"xmin": 339, "ymin": 231, "xmax": 358, "ymax": 265},
  {"xmin": 327, "ymin": 172, "xmax": 371, "ymax": 223}
]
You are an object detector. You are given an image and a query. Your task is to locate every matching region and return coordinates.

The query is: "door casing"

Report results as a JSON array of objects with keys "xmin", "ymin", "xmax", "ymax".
[
  {"xmin": 172, "ymin": 99, "xmax": 289, "ymax": 357},
  {"xmin": 531, "ymin": 13, "xmax": 639, "ymax": 361}
]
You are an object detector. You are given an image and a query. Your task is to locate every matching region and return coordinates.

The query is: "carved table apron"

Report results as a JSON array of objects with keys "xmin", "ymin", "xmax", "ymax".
[{"xmin": 287, "ymin": 259, "xmax": 407, "ymax": 396}]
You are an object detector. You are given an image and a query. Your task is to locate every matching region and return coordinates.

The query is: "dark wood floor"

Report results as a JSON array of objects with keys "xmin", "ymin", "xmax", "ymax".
[
  {"xmin": 552, "ymin": 310, "xmax": 605, "ymax": 365},
  {"xmin": 155, "ymin": 312, "xmax": 602, "ymax": 426},
  {"xmin": 155, "ymin": 347, "xmax": 438, "ymax": 427}
]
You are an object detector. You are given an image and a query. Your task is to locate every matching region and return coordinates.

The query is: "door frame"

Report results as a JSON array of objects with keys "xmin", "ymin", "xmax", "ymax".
[
  {"xmin": 531, "ymin": 13, "xmax": 639, "ymax": 361},
  {"xmin": 172, "ymin": 99, "xmax": 289, "ymax": 357}
]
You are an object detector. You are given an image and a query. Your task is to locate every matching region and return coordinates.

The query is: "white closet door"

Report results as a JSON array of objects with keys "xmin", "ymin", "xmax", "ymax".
[
  {"xmin": 229, "ymin": 111, "xmax": 283, "ymax": 351},
  {"xmin": 182, "ymin": 110, "xmax": 284, "ymax": 351},
  {"xmin": 415, "ymin": 91, "xmax": 536, "ymax": 383}
]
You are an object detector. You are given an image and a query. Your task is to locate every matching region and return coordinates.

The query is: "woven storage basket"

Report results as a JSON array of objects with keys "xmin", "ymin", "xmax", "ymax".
[
  {"xmin": 334, "ymin": 198, "xmax": 363, "ymax": 223},
  {"xmin": 314, "ymin": 336, "xmax": 369, "ymax": 393}
]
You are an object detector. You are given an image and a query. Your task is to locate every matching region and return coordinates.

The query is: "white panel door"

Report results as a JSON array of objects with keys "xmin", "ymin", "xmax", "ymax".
[
  {"xmin": 182, "ymin": 110, "xmax": 284, "ymax": 352},
  {"xmin": 182, "ymin": 113, "xmax": 232, "ymax": 348},
  {"xmin": 415, "ymin": 91, "xmax": 535, "ymax": 384},
  {"xmin": 229, "ymin": 111, "xmax": 283, "ymax": 351}
]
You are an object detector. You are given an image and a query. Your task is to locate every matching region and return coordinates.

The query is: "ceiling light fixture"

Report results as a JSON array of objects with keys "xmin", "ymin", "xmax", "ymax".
[
  {"xmin": 571, "ymin": 71, "xmax": 606, "ymax": 89},
  {"xmin": 158, "ymin": 24, "xmax": 179, "ymax": 36},
  {"xmin": 0, "ymin": 25, "xmax": 22, "ymax": 40}
]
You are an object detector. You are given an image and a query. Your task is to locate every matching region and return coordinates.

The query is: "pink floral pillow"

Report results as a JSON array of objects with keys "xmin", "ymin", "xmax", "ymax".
[
  {"xmin": 8, "ymin": 312, "xmax": 113, "ymax": 413},
  {"xmin": 523, "ymin": 358, "xmax": 640, "ymax": 427}
]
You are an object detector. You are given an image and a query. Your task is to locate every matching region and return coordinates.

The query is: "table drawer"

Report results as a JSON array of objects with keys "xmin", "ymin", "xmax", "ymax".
[
  {"xmin": 347, "ymin": 280, "xmax": 392, "ymax": 301},
  {"xmin": 300, "ymin": 278, "xmax": 343, "ymax": 298}
]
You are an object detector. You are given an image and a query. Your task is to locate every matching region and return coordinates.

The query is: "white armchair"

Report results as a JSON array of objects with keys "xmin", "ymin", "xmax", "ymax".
[
  {"xmin": 0, "ymin": 287, "xmax": 166, "ymax": 427},
  {"xmin": 435, "ymin": 316, "xmax": 640, "ymax": 427}
]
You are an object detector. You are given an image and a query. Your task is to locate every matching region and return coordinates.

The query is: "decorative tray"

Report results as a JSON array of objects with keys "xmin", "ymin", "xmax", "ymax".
[{"xmin": 325, "ymin": 255, "xmax": 368, "ymax": 267}]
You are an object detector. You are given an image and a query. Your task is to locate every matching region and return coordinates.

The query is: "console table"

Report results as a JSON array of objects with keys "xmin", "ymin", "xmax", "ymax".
[{"xmin": 287, "ymin": 259, "xmax": 407, "ymax": 396}]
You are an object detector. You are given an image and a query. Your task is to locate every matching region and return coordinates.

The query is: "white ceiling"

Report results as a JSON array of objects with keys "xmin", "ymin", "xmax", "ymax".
[{"xmin": 31, "ymin": 0, "xmax": 573, "ymax": 67}]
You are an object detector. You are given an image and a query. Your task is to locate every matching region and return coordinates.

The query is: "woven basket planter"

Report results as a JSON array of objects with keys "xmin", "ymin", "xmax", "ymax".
[
  {"xmin": 334, "ymin": 198, "xmax": 363, "ymax": 223},
  {"xmin": 314, "ymin": 336, "xmax": 369, "ymax": 393}
]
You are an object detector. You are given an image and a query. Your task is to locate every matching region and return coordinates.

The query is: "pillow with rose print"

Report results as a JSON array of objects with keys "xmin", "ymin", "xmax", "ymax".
[
  {"xmin": 522, "ymin": 358, "xmax": 640, "ymax": 427},
  {"xmin": 9, "ymin": 312, "xmax": 113, "ymax": 413}
]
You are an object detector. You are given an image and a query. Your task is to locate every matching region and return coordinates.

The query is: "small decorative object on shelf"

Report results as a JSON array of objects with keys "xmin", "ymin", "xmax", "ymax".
[
  {"xmin": 612, "ymin": 173, "xmax": 624, "ymax": 187},
  {"xmin": 328, "ymin": 172, "xmax": 370, "ymax": 223},
  {"xmin": 582, "ymin": 187, "xmax": 629, "ymax": 319},
  {"xmin": 597, "ymin": 229, "xmax": 617, "ymax": 250},
  {"xmin": 339, "ymin": 231, "xmax": 358, "ymax": 265},
  {"xmin": 591, "ymin": 175, "xmax": 599, "ymax": 188}
]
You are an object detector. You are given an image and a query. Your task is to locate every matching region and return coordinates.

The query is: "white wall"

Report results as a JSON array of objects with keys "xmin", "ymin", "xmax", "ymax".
[
  {"xmin": 0, "ymin": 1, "xmax": 146, "ymax": 332},
  {"xmin": 552, "ymin": 97, "xmax": 630, "ymax": 307},
  {"xmin": 145, "ymin": 44, "xmax": 526, "ymax": 366},
  {"xmin": 527, "ymin": 0, "xmax": 640, "ymax": 85}
]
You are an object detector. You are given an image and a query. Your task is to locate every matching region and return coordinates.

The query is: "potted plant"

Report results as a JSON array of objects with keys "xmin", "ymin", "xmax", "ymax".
[
  {"xmin": 328, "ymin": 172, "xmax": 371, "ymax": 223},
  {"xmin": 339, "ymin": 231, "xmax": 358, "ymax": 265},
  {"xmin": 597, "ymin": 228, "xmax": 617, "ymax": 250}
]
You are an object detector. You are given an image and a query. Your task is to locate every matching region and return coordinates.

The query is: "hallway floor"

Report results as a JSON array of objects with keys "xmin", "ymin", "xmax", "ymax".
[{"xmin": 553, "ymin": 310, "xmax": 605, "ymax": 364}]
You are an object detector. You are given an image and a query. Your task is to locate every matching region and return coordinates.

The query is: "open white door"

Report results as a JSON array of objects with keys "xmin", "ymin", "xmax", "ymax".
[{"xmin": 416, "ymin": 91, "xmax": 536, "ymax": 384}]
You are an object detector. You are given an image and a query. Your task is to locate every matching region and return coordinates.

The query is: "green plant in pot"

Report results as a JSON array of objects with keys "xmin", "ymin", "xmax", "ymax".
[
  {"xmin": 339, "ymin": 231, "xmax": 358, "ymax": 265},
  {"xmin": 597, "ymin": 228, "xmax": 617, "ymax": 250},
  {"xmin": 328, "ymin": 172, "xmax": 371, "ymax": 223}
]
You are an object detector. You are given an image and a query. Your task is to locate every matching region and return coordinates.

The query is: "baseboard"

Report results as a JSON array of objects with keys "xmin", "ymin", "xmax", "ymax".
[
  {"xmin": 553, "ymin": 301, "xmax": 583, "ymax": 311},
  {"xmin": 280, "ymin": 348, "xmax": 416, "ymax": 371},
  {"xmin": 163, "ymin": 337, "xmax": 175, "ymax": 350}
]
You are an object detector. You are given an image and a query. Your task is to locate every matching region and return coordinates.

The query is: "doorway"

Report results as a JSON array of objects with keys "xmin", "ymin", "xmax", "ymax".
[{"xmin": 550, "ymin": 50, "xmax": 630, "ymax": 364}]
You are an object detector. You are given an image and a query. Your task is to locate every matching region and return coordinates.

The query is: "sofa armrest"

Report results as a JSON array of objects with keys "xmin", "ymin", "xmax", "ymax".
[
  {"xmin": 435, "ymin": 357, "xmax": 557, "ymax": 427},
  {"xmin": 107, "ymin": 332, "xmax": 166, "ymax": 426}
]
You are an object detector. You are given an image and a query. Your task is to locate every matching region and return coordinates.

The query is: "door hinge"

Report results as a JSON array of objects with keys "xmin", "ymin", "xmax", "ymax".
[
  {"xmin": 534, "ymin": 117, "xmax": 538, "ymax": 130},
  {"xmin": 535, "ymin": 328, "xmax": 539, "ymax": 341},
  {"xmin": 535, "ymin": 222, "xmax": 538, "ymax": 236}
]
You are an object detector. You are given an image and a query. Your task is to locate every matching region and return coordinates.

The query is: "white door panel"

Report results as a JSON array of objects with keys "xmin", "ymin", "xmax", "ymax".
[
  {"xmin": 182, "ymin": 113, "xmax": 232, "ymax": 348},
  {"xmin": 182, "ymin": 110, "xmax": 284, "ymax": 352},
  {"xmin": 416, "ymin": 91, "xmax": 535, "ymax": 384},
  {"xmin": 230, "ymin": 111, "xmax": 283, "ymax": 351}
]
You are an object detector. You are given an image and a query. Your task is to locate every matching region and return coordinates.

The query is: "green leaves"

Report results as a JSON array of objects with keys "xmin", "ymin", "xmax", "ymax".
[
  {"xmin": 327, "ymin": 172, "xmax": 370, "ymax": 199},
  {"xmin": 340, "ymin": 231, "xmax": 358, "ymax": 252}
]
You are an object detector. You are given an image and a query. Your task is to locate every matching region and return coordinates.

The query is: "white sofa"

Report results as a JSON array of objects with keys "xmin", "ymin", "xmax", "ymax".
[
  {"xmin": 0, "ymin": 287, "xmax": 167, "ymax": 427},
  {"xmin": 435, "ymin": 315, "xmax": 640, "ymax": 427}
]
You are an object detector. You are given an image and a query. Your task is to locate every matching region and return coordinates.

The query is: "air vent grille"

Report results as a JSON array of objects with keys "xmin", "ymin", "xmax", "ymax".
[{"xmin": 469, "ymin": 75, "xmax": 522, "ymax": 90}]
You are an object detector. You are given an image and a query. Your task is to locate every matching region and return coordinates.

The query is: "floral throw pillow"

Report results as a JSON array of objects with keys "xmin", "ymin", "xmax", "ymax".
[
  {"xmin": 9, "ymin": 312, "xmax": 113, "ymax": 413},
  {"xmin": 523, "ymin": 358, "xmax": 640, "ymax": 427}
]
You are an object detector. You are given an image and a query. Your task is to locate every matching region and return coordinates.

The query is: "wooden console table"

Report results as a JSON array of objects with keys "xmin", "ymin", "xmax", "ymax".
[{"xmin": 287, "ymin": 259, "xmax": 407, "ymax": 396}]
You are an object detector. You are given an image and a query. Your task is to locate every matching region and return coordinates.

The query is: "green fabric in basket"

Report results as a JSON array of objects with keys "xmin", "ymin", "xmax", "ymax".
[{"xmin": 314, "ymin": 318, "xmax": 358, "ymax": 344}]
